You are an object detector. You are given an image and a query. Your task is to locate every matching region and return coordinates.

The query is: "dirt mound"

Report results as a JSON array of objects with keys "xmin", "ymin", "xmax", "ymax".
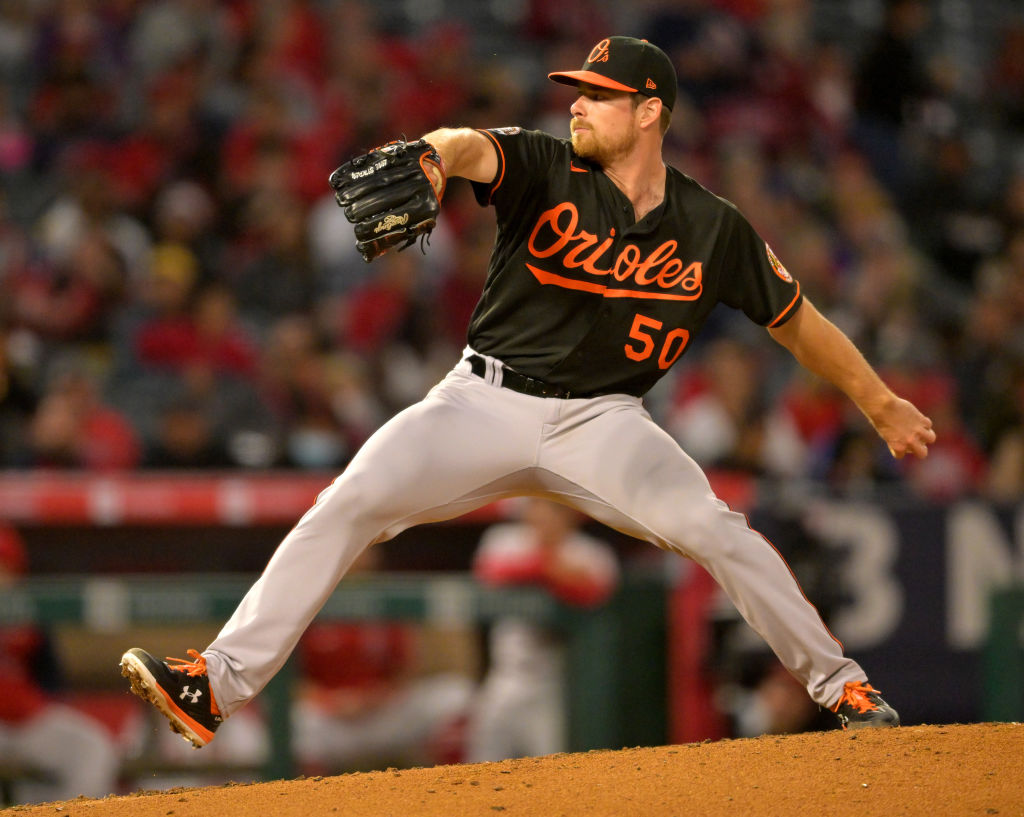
[{"xmin": 3, "ymin": 722, "xmax": 1020, "ymax": 817}]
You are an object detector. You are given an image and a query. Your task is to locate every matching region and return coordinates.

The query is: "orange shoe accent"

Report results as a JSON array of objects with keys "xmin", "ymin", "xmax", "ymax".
[
  {"xmin": 142, "ymin": 674, "xmax": 213, "ymax": 744},
  {"xmin": 166, "ymin": 649, "xmax": 208, "ymax": 677},
  {"xmin": 166, "ymin": 649, "xmax": 220, "ymax": 715},
  {"xmin": 831, "ymin": 681, "xmax": 882, "ymax": 714},
  {"xmin": 154, "ymin": 687, "xmax": 216, "ymax": 744}
]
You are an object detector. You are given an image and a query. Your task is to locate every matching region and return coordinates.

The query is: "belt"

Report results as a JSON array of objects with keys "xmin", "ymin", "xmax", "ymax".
[{"xmin": 467, "ymin": 354, "xmax": 592, "ymax": 399}]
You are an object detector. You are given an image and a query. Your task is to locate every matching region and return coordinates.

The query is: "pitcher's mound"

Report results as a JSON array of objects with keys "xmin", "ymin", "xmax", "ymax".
[{"xmin": 3, "ymin": 722, "xmax": 1021, "ymax": 817}]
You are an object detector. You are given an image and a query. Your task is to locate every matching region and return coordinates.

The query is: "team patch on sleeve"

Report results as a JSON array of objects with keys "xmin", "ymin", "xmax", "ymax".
[
  {"xmin": 491, "ymin": 127, "xmax": 522, "ymax": 135},
  {"xmin": 765, "ymin": 243, "xmax": 792, "ymax": 283}
]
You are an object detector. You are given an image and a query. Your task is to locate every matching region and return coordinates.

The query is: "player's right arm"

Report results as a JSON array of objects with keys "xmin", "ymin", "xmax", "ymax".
[{"xmin": 422, "ymin": 127, "xmax": 498, "ymax": 184}]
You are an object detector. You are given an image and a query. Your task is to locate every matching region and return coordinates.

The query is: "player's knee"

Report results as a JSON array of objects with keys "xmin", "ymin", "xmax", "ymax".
[
  {"xmin": 662, "ymin": 501, "xmax": 740, "ymax": 563},
  {"xmin": 305, "ymin": 471, "xmax": 395, "ymax": 530}
]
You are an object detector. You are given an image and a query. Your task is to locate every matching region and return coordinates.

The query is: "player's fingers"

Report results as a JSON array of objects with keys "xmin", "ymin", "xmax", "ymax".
[
  {"xmin": 887, "ymin": 437, "xmax": 928, "ymax": 459},
  {"xmin": 898, "ymin": 428, "xmax": 934, "ymax": 459},
  {"xmin": 905, "ymin": 424, "xmax": 937, "ymax": 459}
]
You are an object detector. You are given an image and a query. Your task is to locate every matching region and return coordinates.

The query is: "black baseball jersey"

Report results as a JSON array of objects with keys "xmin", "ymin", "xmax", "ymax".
[{"xmin": 467, "ymin": 128, "xmax": 802, "ymax": 397}]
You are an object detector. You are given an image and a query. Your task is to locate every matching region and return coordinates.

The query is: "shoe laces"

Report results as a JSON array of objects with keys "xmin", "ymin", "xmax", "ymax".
[
  {"xmin": 832, "ymin": 681, "xmax": 881, "ymax": 714},
  {"xmin": 166, "ymin": 649, "xmax": 208, "ymax": 677}
]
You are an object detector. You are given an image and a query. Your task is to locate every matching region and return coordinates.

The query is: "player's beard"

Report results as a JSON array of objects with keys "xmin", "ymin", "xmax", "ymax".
[{"xmin": 571, "ymin": 118, "xmax": 638, "ymax": 166}]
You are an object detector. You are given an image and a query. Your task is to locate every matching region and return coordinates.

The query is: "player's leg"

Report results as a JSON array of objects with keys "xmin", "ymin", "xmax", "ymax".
[
  {"xmin": 538, "ymin": 395, "xmax": 870, "ymax": 714},
  {"xmin": 124, "ymin": 370, "xmax": 547, "ymax": 741},
  {"xmin": 203, "ymin": 373, "xmax": 546, "ymax": 716}
]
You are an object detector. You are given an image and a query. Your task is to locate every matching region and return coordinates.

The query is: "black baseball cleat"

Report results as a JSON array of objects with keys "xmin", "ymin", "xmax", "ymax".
[
  {"xmin": 830, "ymin": 681, "xmax": 900, "ymax": 730},
  {"xmin": 120, "ymin": 648, "xmax": 222, "ymax": 747}
]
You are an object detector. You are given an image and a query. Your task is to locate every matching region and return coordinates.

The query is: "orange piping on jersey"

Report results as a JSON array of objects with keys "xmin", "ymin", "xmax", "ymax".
[
  {"xmin": 476, "ymin": 129, "xmax": 506, "ymax": 203},
  {"xmin": 527, "ymin": 264, "xmax": 702, "ymax": 300},
  {"xmin": 527, "ymin": 264, "xmax": 613, "ymax": 295},
  {"xmin": 767, "ymin": 281, "xmax": 802, "ymax": 328},
  {"xmin": 731, "ymin": 504, "xmax": 845, "ymax": 652},
  {"xmin": 570, "ymin": 162, "xmax": 589, "ymax": 173}
]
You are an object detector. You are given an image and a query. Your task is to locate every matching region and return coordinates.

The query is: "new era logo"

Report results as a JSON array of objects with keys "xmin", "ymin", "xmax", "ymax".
[{"xmin": 646, "ymin": 78, "xmax": 657, "ymax": 90}]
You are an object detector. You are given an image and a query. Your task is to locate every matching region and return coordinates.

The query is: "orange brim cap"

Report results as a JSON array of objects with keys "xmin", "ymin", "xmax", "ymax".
[
  {"xmin": 547, "ymin": 36, "xmax": 676, "ymax": 110},
  {"xmin": 547, "ymin": 70, "xmax": 638, "ymax": 93}
]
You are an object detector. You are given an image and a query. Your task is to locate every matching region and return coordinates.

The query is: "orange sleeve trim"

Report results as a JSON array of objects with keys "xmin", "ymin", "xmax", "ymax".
[
  {"xmin": 476, "ymin": 128, "xmax": 506, "ymax": 203},
  {"xmin": 767, "ymin": 281, "xmax": 802, "ymax": 328}
]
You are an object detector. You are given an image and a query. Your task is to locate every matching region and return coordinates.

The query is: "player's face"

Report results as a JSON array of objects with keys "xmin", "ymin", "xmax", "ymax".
[{"xmin": 569, "ymin": 84, "xmax": 639, "ymax": 166}]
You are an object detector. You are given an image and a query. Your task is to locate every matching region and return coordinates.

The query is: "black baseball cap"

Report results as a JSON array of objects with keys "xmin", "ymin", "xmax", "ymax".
[{"xmin": 548, "ymin": 36, "xmax": 677, "ymax": 111}]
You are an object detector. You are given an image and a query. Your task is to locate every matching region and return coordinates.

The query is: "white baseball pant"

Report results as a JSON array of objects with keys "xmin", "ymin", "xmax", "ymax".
[{"xmin": 203, "ymin": 349, "xmax": 864, "ymax": 717}]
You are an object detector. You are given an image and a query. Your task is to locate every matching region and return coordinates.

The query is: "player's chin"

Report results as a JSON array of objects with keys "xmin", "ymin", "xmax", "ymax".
[{"xmin": 571, "ymin": 132, "xmax": 596, "ymax": 159}]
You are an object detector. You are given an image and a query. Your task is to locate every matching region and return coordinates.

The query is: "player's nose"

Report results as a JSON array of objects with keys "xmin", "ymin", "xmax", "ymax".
[{"xmin": 570, "ymin": 95, "xmax": 587, "ymax": 117}]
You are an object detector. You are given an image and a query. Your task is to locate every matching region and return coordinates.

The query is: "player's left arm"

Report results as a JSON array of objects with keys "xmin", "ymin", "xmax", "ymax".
[{"xmin": 767, "ymin": 298, "xmax": 936, "ymax": 459}]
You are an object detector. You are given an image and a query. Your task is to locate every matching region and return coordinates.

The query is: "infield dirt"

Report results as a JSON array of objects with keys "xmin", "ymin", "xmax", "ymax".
[{"xmin": 1, "ymin": 722, "xmax": 1020, "ymax": 817}]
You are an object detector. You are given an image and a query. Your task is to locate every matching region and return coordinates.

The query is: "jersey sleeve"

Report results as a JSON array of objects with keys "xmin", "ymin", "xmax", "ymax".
[
  {"xmin": 470, "ymin": 128, "xmax": 563, "ymax": 215},
  {"xmin": 717, "ymin": 207, "xmax": 803, "ymax": 328}
]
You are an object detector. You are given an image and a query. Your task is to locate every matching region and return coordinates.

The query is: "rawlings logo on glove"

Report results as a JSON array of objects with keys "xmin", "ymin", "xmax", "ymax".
[
  {"xmin": 374, "ymin": 213, "xmax": 410, "ymax": 233},
  {"xmin": 328, "ymin": 138, "xmax": 446, "ymax": 263}
]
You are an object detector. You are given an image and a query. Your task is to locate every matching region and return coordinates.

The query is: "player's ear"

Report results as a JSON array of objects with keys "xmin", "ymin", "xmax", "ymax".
[{"xmin": 637, "ymin": 97, "xmax": 662, "ymax": 131}]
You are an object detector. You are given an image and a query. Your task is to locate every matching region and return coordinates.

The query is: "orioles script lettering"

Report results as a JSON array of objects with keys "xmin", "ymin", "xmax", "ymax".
[{"xmin": 526, "ymin": 202, "xmax": 703, "ymax": 301}]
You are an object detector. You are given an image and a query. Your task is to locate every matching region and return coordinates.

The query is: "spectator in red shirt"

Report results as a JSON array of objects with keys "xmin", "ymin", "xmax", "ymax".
[
  {"xmin": 26, "ymin": 368, "xmax": 140, "ymax": 471},
  {"xmin": 135, "ymin": 281, "xmax": 258, "ymax": 380},
  {"xmin": 0, "ymin": 525, "xmax": 119, "ymax": 803},
  {"xmin": 10, "ymin": 228, "xmax": 126, "ymax": 344}
]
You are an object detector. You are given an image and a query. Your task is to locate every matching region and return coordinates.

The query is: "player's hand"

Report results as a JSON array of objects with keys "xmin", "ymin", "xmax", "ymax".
[{"xmin": 872, "ymin": 395, "xmax": 936, "ymax": 459}]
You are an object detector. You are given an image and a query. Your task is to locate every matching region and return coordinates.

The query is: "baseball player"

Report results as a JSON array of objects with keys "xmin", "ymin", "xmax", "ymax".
[
  {"xmin": 466, "ymin": 498, "xmax": 619, "ymax": 761},
  {"xmin": 1, "ymin": 526, "xmax": 120, "ymax": 803},
  {"xmin": 122, "ymin": 36, "xmax": 936, "ymax": 750}
]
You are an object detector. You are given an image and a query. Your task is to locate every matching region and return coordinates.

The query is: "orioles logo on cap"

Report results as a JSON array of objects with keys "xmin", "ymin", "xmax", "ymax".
[{"xmin": 588, "ymin": 38, "xmax": 610, "ymax": 63}]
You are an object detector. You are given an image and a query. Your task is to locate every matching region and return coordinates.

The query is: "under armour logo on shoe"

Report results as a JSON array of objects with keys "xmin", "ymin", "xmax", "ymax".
[{"xmin": 180, "ymin": 686, "xmax": 203, "ymax": 704}]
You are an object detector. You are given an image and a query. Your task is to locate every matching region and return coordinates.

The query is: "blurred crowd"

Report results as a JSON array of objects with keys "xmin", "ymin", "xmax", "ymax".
[{"xmin": 0, "ymin": 0, "xmax": 1023, "ymax": 501}]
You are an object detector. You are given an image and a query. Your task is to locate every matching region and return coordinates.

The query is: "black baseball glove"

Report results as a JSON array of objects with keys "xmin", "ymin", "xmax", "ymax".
[{"xmin": 328, "ymin": 138, "xmax": 447, "ymax": 263}]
